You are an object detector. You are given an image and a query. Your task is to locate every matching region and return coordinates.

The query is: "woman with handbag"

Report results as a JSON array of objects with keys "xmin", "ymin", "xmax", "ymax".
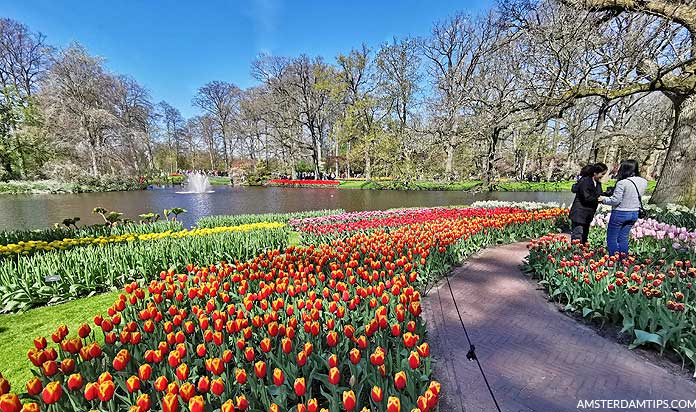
[{"xmin": 600, "ymin": 159, "xmax": 648, "ymax": 256}]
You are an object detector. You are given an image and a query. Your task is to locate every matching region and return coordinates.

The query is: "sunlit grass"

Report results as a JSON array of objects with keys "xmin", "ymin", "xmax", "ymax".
[{"xmin": 0, "ymin": 291, "xmax": 120, "ymax": 389}]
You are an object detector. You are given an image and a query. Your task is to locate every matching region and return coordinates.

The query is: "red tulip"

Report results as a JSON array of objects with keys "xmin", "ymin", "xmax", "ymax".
[
  {"xmin": 197, "ymin": 376, "xmax": 210, "ymax": 394},
  {"xmin": 0, "ymin": 394, "xmax": 21, "ymax": 412},
  {"xmin": 371, "ymin": 385, "xmax": 384, "ymax": 402},
  {"xmin": 254, "ymin": 361, "xmax": 267, "ymax": 379},
  {"xmin": 235, "ymin": 368, "xmax": 248, "ymax": 385},
  {"xmin": 189, "ymin": 396, "xmax": 204, "ymax": 412},
  {"xmin": 126, "ymin": 376, "xmax": 141, "ymax": 393},
  {"xmin": 417, "ymin": 342, "xmax": 430, "ymax": 358},
  {"xmin": 244, "ymin": 347, "xmax": 255, "ymax": 362},
  {"xmin": 307, "ymin": 398, "xmax": 319, "ymax": 412},
  {"xmin": 98, "ymin": 380, "xmax": 115, "ymax": 402},
  {"xmin": 67, "ymin": 373, "xmax": 84, "ymax": 391},
  {"xmin": 236, "ymin": 394, "xmax": 249, "ymax": 410},
  {"xmin": 204, "ymin": 358, "xmax": 223, "ymax": 376},
  {"xmin": 281, "ymin": 338, "xmax": 293, "ymax": 353},
  {"xmin": 211, "ymin": 378, "xmax": 225, "ymax": 396},
  {"xmin": 25, "ymin": 377, "xmax": 42, "ymax": 395},
  {"xmin": 260, "ymin": 338, "xmax": 272, "ymax": 353},
  {"xmin": 394, "ymin": 371, "xmax": 407, "ymax": 390},
  {"xmin": 162, "ymin": 392, "xmax": 179, "ymax": 412},
  {"xmin": 387, "ymin": 396, "xmax": 401, "ymax": 412},
  {"xmin": 33, "ymin": 336, "xmax": 47, "ymax": 350},
  {"xmin": 154, "ymin": 376, "xmax": 169, "ymax": 392},
  {"xmin": 136, "ymin": 394, "xmax": 150, "ymax": 412},
  {"xmin": 41, "ymin": 360, "xmax": 57, "ymax": 377},
  {"xmin": 328, "ymin": 367, "xmax": 340, "ymax": 385},
  {"xmin": 42, "ymin": 381, "xmax": 62, "ymax": 404},
  {"xmin": 139, "ymin": 363, "xmax": 152, "ymax": 381},
  {"xmin": 20, "ymin": 402, "xmax": 39, "ymax": 412},
  {"xmin": 179, "ymin": 382, "xmax": 195, "ymax": 402},
  {"xmin": 272, "ymin": 368, "xmax": 285, "ymax": 386},
  {"xmin": 326, "ymin": 331, "xmax": 338, "ymax": 347},
  {"xmin": 297, "ymin": 350, "xmax": 307, "ymax": 367},
  {"xmin": 294, "ymin": 377, "xmax": 306, "ymax": 396},
  {"xmin": 349, "ymin": 348, "xmax": 361, "ymax": 364},
  {"xmin": 342, "ymin": 390, "xmax": 356, "ymax": 411},
  {"xmin": 78, "ymin": 323, "xmax": 91, "ymax": 339},
  {"xmin": 84, "ymin": 382, "xmax": 98, "ymax": 401},
  {"xmin": 176, "ymin": 363, "xmax": 190, "ymax": 381},
  {"xmin": 408, "ymin": 351, "xmax": 420, "ymax": 369},
  {"xmin": 221, "ymin": 400, "xmax": 234, "ymax": 412}
]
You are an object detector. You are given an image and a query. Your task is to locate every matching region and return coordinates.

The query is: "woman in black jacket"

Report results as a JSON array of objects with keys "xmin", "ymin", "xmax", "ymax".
[{"xmin": 569, "ymin": 163, "xmax": 608, "ymax": 244}]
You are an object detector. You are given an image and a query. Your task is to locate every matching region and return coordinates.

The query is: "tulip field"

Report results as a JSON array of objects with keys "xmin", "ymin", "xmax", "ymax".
[
  {"xmin": 0, "ymin": 205, "xmax": 567, "ymax": 412},
  {"xmin": 526, "ymin": 213, "xmax": 696, "ymax": 372}
]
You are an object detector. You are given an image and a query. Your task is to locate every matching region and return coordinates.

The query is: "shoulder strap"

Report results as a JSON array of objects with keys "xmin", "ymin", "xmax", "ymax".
[{"xmin": 627, "ymin": 178, "xmax": 643, "ymax": 208}]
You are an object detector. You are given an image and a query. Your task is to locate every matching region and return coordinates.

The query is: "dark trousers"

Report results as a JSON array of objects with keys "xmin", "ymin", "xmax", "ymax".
[{"xmin": 571, "ymin": 221, "xmax": 591, "ymax": 244}]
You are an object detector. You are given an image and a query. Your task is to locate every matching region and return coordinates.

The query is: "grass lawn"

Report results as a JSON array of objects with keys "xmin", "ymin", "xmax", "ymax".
[
  {"xmin": 0, "ymin": 291, "xmax": 120, "ymax": 389},
  {"xmin": 208, "ymin": 176, "xmax": 231, "ymax": 185},
  {"xmin": 338, "ymin": 179, "xmax": 657, "ymax": 193}
]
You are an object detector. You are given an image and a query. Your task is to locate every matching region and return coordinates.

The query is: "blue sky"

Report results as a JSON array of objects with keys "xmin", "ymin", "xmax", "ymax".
[{"xmin": 4, "ymin": 0, "xmax": 492, "ymax": 117}]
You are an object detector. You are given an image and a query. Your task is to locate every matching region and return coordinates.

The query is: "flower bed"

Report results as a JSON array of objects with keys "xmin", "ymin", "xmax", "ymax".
[
  {"xmin": 0, "ymin": 221, "xmax": 184, "ymax": 249},
  {"xmin": 0, "ymin": 207, "xmax": 565, "ymax": 412},
  {"xmin": 0, "ymin": 223, "xmax": 285, "ymax": 258},
  {"xmin": 269, "ymin": 179, "xmax": 340, "ymax": 187},
  {"xmin": 197, "ymin": 210, "xmax": 344, "ymax": 229},
  {"xmin": 525, "ymin": 234, "xmax": 696, "ymax": 370},
  {"xmin": 290, "ymin": 207, "xmax": 564, "ymax": 245},
  {"xmin": 0, "ymin": 225, "xmax": 289, "ymax": 313}
]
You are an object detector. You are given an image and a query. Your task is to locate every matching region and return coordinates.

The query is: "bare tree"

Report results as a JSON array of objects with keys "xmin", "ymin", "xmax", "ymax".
[{"xmin": 192, "ymin": 81, "xmax": 241, "ymax": 170}]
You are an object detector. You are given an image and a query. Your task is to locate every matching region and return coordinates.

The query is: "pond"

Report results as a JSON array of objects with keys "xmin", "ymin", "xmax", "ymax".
[{"xmin": 0, "ymin": 186, "xmax": 575, "ymax": 230}]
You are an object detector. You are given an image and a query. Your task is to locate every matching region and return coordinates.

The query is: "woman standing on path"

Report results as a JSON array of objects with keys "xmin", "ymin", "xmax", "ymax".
[
  {"xmin": 569, "ymin": 163, "xmax": 608, "ymax": 244},
  {"xmin": 600, "ymin": 159, "xmax": 648, "ymax": 256}
]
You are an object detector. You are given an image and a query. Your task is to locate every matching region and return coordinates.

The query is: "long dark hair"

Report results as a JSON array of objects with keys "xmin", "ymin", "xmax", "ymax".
[
  {"xmin": 579, "ymin": 163, "xmax": 608, "ymax": 177},
  {"xmin": 615, "ymin": 159, "xmax": 640, "ymax": 181}
]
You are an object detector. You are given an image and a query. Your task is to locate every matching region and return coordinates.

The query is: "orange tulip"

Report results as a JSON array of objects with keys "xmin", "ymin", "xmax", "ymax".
[{"xmin": 41, "ymin": 381, "xmax": 62, "ymax": 404}]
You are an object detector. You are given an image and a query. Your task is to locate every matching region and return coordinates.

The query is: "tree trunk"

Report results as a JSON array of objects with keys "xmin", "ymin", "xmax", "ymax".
[
  {"xmin": 589, "ymin": 98, "xmax": 609, "ymax": 163},
  {"xmin": 364, "ymin": 144, "xmax": 372, "ymax": 180},
  {"xmin": 444, "ymin": 142, "xmax": 454, "ymax": 177},
  {"xmin": 651, "ymin": 95, "xmax": 696, "ymax": 207},
  {"xmin": 484, "ymin": 129, "xmax": 500, "ymax": 187}
]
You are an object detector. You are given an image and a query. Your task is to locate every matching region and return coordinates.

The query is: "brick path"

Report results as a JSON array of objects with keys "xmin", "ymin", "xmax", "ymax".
[{"xmin": 422, "ymin": 242, "xmax": 696, "ymax": 412}]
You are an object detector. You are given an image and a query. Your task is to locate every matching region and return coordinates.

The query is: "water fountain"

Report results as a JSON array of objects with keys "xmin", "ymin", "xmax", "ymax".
[{"xmin": 177, "ymin": 172, "xmax": 214, "ymax": 194}]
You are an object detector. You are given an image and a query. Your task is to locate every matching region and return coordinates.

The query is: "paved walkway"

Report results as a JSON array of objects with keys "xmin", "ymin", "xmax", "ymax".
[{"xmin": 422, "ymin": 242, "xmax": 696, "ymax": 412}]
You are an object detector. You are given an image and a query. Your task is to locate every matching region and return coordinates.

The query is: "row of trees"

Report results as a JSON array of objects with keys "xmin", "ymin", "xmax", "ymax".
[{"xmin": 1, "ymin": 0, "xmax": 694, "ymax": 205}]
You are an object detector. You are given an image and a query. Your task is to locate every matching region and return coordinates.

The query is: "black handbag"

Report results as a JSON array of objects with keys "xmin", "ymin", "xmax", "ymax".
[{"xmin": 627, "ymin": 179, "xmax": 646, "ymax": 219}]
